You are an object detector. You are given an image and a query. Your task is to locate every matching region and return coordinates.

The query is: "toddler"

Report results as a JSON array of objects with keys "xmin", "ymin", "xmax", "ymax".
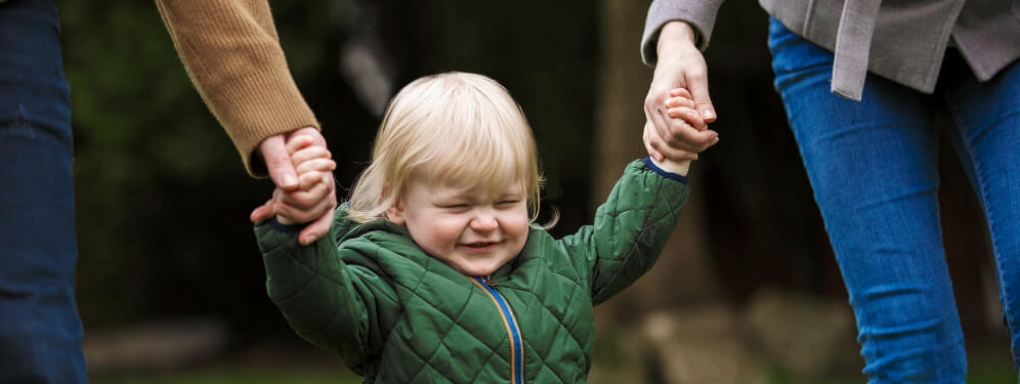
[{"xmin": 255, "ymin": 72, "xmax": 705, "ymax": 383}]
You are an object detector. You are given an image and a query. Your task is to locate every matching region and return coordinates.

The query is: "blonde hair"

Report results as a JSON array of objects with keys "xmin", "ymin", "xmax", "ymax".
[{"xmin": 347, "ymin": 72, "xmax": 547, "ymax": 225}]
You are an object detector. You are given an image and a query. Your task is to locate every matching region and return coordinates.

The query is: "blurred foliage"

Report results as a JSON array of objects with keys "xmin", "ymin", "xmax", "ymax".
[
  {"xmin": 59, "ymin": 0, "xmax": 344, "ymax": 331},
  {"xmin": 399, "ymin": 0, "xmax": 599, "ymax": 231}
]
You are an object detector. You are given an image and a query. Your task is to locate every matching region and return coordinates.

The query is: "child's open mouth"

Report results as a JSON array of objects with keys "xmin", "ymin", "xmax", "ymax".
[{"xmin": 463, "ymin": 242, "xmax": 497, "ymax": 251}]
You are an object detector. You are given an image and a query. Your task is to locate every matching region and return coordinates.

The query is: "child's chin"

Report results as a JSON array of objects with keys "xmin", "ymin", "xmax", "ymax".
[{"xmin": 459, "ymin": 264, "xmax": 499, "ymax": 278}]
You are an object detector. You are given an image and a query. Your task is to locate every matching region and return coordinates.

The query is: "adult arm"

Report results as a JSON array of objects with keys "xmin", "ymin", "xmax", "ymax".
[
  {"xmin": 156, "ymin": 0, "xmax": 320, "ymax": 175},
  {"xmin": 641, "ymin": 0, "xmax": 725, "ymax": 162},
  {"xmin": 156, "ymin": 0, "xmax": 335, "ymax": 243}
]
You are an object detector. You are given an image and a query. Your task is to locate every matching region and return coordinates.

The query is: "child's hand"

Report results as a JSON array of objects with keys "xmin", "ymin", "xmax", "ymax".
[
  {"xmin": 644, "ymin": 88, "xmax": 718, "ymax": 166},
  {"xmin": 252, "ymin": 132, "xmax": 338, "ymax": 243},
  {"xmin": 273, "ymin": 134, "xmax": 337, "ymax": 225},
  {"xmin": 664, "ymin": 88, "xmax": 708, "ymax": 134},
  {"xmin": 648, "ymin": 88, "xmax": 713, "ymax": 176},
  {"xmin": 646, "ymin": 119, "xmax": 692, "ymax": 176},
  {"xmin": 644, "ymin": 87, "xmax": 718, "ymax": 165}
]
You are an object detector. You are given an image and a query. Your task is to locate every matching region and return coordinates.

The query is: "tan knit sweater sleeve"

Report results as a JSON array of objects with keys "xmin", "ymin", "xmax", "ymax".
[{"xmin": 156, "ymin": 0, "xmax": 321, "ymax": 176}]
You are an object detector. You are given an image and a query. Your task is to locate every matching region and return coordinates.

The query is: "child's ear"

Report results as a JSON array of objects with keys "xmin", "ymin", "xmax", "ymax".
[{"xmin": 385, "ymin": 200, "xmax": 406, "ymax": 226}]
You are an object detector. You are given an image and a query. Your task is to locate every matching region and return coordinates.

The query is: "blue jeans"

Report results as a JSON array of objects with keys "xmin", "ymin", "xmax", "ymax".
[
  {"xmin": 768, "ymin": 18, "xmax": 1020, "ymax": 383},
  {"xmin": 0, "ymin": 0, "xmax": 86, "ymax": 382}
]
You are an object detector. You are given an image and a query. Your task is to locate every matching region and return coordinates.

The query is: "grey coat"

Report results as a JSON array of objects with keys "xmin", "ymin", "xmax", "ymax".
[{"xmin": 643, "ymin": 0, "xmax": 1020, "ymax": 101}]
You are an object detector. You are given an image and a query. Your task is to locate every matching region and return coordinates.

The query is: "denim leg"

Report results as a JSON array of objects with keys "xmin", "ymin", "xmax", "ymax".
[
  {"xmin": 768, "ymin": 18, "xmax": 966, "ymax": 383},
  {"xmin": 0, "ymin": 0, "xmax": 86, "ymax": 383},
  {"xmin": 940, "ymin": 56, "xmax": 1020, "ymax": 376}
]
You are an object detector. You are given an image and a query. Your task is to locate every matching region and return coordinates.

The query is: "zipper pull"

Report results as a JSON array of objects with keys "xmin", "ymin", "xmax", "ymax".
[{"xmin": 483, "ymin": 276, "xmax": 498, "ymax": 287}]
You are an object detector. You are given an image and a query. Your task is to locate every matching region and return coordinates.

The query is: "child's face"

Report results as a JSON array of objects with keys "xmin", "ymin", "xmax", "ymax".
[{"xmin": 387, "ymin": 176, "xmax": 529, "ymax": 277}]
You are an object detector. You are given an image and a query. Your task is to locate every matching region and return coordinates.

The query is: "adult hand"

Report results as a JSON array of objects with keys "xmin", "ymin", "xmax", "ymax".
[
  {"xmin": 644, "ymin": 21, "xmax": 719, "ymax": 162},
  {"xmin": 250, "ymin": 127, "xmax": 338, "ymax": 245}
]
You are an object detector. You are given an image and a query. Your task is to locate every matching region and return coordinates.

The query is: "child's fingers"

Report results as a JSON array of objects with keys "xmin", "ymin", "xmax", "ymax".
[
  {"xmin": 669, "ymin": 87, "xmax": 692, "ymax": 99},
  {"xmin": 644, "ymin": 121, "xmax": 699, "ymax": 161},
  {"xmin": 643, "ymin": 127, "xmax": 666, "ymax": 162},
  {"xmin": 250, "ymin": 197, "xmax": 277, "ymax": 223},
  {"xmin": 665, "ymin": 96, "xmax": 695, "ymax": 110},
  {"xmin": 295, "ymin": 158, "xmax": 337, "ymax": 176},
  {"xmin": 274, "ymin": 179, "xmax": 337, "ymax": 224},
  {"xmin": 650, "ymin": 135, "xmax": 699, "ymax": 161},
  {"xmin": 669, "ymin": 107, "xmax": 709, "ymax": 131},
  {"xmin": 683, "ymin": 111, "xmax": 706, "ymax": 131},
  {"xmin": 291, "ymin": 146, "xmax": 331, "ymax": 165},
  {"xmin": 666, "ymin": 126, "xmax": 718, "ymax": 154},
  {"xmin": 666, "ymin": 106, "xmax": 707, "ymax": 131},
  {"xmin": 285, "ymin": 134, "xmax": 316, "ymax": 155},
  {"xmin": 299, "ymin": 207, "xmax": 336, "ymax": 245},
  {"xmin": 297, "ymin": 169, "xmax": 334, "ymax": 190},
  {"xmin": 278, "ymin": 173, "xmax": 335, "ymax": 209},
  {"xmin": 297, "ymin": 171, "xmax": 321, "ymax": 191},
  {"xmin": 653, "ymin": 116, "xmax": 719, "ymax": 155}
]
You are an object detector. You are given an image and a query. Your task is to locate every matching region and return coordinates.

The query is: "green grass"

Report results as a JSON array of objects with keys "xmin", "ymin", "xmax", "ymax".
[
  {"xmin": 774, "ymin": 375, "xmax": 1017, "ymax": 384},
  {"xmin": 92, "ymin": 362, "xmax": 1017, "ymax": 384},
  {"xmin": 89, "ymin": 350, "xmax": 1018, "ymax": 384},
  {"xmin": 93, "ymin": 370, "xmax": 362, "ymax": 384},
  {"xmin": 93, "ymin": 368, "xmax": 1017, "ymax": 384},
  {"xmin": 771, "ymin": 367, "xmax": 1017, "ymax": 384}
]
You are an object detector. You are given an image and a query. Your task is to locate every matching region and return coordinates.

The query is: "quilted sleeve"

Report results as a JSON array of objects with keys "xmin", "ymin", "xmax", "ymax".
[
  {"xmin": 558, "ymin": 158, "xmax": 689, "ymax": 305},
  {"xmin": 254, "ymin": 208, "xmax": 393, "ymax": 375}
]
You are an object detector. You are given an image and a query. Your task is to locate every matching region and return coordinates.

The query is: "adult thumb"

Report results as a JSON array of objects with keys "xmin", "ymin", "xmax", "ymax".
[
  {"xmin": 261, "ymin": 134, "xmax": 298, "ymax": 191},
  {"xmin": 687, "ymin": 76, "xmax": 717, "ymax": 123}
]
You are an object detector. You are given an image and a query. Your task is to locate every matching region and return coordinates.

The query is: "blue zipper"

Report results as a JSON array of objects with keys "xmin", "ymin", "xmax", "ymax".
[{"xmin": 473, "ymin": 277, "xmax": 524, "ymax": 384}]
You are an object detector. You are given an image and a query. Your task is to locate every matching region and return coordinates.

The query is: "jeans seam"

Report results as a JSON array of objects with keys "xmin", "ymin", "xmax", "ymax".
[{"xmin": 947, "ymin": 93, "xmax": 1015, "ymax": 342}]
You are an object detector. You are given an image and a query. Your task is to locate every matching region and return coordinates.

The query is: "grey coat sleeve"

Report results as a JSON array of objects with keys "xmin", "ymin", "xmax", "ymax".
[{"xmin": 641, "ymin": 0, "xmax": 727, "ymax": 65}]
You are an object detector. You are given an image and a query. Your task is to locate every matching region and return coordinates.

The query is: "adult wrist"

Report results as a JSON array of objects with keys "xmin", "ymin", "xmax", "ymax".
[{"xmin": 657, "ymin": 21, "xmax": 698, "ymax": 58}]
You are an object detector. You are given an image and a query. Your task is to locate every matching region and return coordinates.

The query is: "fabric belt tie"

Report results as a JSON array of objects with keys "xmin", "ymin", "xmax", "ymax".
[{"xmin": 831, "ymin": 0, "xmax": 882, "ymax": 101}]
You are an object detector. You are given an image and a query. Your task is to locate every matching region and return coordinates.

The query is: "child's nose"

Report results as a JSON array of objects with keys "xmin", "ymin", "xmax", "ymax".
[{"xmin": 470, "ymin": 211, "xmax": 498, "ymax": 232}]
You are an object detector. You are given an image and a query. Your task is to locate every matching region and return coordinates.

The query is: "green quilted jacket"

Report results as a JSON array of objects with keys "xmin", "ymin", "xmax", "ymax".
[{"xmin": 254, "ymin": 159, "xmax": 689, "ymax": 383}]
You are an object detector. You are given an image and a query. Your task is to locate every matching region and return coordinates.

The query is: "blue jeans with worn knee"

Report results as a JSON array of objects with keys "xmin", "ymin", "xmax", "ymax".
[
  {"xmin": 768, "ymin": 17, "xmax": 1020, "ymax": 383},
  {"xmin": 0, "ymin": 0, "xmax": 86, "ymax": 382}
]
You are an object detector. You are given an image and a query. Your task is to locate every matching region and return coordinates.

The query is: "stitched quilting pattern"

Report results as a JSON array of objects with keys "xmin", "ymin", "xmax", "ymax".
[{"xmin": 255, "ymin": 159, "xmax": 689, "ymax": 383}]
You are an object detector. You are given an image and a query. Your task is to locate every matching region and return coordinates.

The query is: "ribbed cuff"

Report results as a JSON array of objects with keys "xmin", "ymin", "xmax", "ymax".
[{"xmin": 643, "ymin": 157, "xmax": 688, "ymax": 184}]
